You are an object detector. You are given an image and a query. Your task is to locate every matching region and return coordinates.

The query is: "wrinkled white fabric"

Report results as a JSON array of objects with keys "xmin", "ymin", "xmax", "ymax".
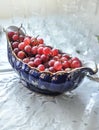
[{"xmin": 0, "ymin": 16, "xmax": 99, "ymax": 130}]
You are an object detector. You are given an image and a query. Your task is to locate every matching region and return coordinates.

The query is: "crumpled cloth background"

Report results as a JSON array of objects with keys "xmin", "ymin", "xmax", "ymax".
[{"xmin": 0, "ymin": 14, "xmax": 99, "ymax": 130}]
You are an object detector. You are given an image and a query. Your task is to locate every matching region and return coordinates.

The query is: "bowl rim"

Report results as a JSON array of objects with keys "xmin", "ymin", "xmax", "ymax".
[{"xmin": 6, "ymin": 25, "xmax": 98, "ymax": 76}]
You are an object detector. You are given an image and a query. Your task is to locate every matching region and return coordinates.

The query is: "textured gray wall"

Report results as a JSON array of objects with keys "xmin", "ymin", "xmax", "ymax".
[{"xmin": 0, "ymin": 0, "xmax": 99, "ymax": 18}]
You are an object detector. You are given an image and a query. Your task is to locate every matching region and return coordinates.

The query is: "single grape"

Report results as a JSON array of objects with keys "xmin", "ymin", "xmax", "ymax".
[
  {"xmin": 41, "ymin": 54, "xmax": 48, "ymax": 62},
  {"xmin": 38, "ymin": 64, "xmax": 45, "ymax": 71},
  {"xmin": 37, "ymin": 47, "xmax": 43, "ymax": 54},
  {"xmin": 37, "ymin": 38, "xmax": 44, "ymax": 44},
  {"xmin": 23, "ymin": 57, "xmax": 30, "ymax": 63},
  {"xmin": 24, "ymin": 45, "xmax": 31, "ymax": 54},
  {"xmin": 12, "ymin": 34, "xmax": 19, "ymax": 41},
  {"xmin": 31, "ymin": 37, "xmax": 38, "ymax": 46},
  {"xmin": 12, "ymin": 41, "xmax": 19, "ymax": 49},
  {"xmin": 31, "ymin": 46, "xmax": 38, "ymax": 55},
  {"xmin": 13, "ymin": 48, "xmax": 19, "ymax": 55},
  {"xmin": 7, "ymin": 31, "xmax": 15, "ymax": 39},
  {"xmin": 54, "ymin": 61, "xmax": 62, "ymax": 71},
  {"xmin": 34, "ymin": 58, "xmax": 42, "ymax": 66},
  {"xmin": 71, "ymin": 60, "xmax": 82, "ymax": 68},
  {"xmin": 24, "ymin": 37, "xmax": 31, "ymax": 45},
  {"xmin": 49, "ymin": 67, "xmax": 55, "ymax": 73},
  {"xmin": 28, "ymin": 61, "xmax": 35, "ymax": 67},
  {"xmin": 48, "ymin": 60, "xmax": 55, "ymax": 67},
  {"xmin": 43, "ymin": 47, "xmax": 52, "ymax": 55},
  {"xmin": 17, "ymin": 51, "xmax": 25, "ymax": 59},
  {"xmin": 62, "ymin": 61, "xmax": 70, "ymax": 69},
  {"xmin": 18, "ymin": 42, "xmax": 25, "ymax": 50},
  {"xmin": 52, "ymin": 48, "xmax": 59, "ymax": 56}
]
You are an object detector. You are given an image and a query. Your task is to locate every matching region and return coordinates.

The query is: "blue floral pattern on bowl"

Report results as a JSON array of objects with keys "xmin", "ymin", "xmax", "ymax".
[{"xmin": 6, "ymin": 26, "xmax": 98, "ymax": 96}]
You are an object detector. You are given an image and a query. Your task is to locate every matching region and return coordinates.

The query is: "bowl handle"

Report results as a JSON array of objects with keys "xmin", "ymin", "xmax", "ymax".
[
  {"xmin": 83, "ymin": 61, "xmax": 99, "ymax": 82},
  {"xmin": 83, "ymin": 61, "xmax": 97, "ymax": 73}
]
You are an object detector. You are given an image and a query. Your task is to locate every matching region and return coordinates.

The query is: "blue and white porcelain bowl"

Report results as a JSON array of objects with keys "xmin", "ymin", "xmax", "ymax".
[{"xmin": 6, "ymin": 26, "xmax": 98, "ymax": 96}]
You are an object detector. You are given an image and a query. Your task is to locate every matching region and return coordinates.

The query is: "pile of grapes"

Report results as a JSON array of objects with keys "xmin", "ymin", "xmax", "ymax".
[{"xmin": 7, "ymin": 29, "xmax": 82, "ymax": 73}]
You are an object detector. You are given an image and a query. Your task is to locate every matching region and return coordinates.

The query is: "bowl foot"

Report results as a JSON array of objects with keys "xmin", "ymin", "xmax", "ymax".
[{"xmin": 21, "ymin": 79, "xmax": 61, "ymax": 96}]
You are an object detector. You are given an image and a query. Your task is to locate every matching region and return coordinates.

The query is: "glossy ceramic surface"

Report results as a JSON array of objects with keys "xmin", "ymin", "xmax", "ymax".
[{"xmin": 6, "ymin": 26, "xmax": 98, "ymax": 95}]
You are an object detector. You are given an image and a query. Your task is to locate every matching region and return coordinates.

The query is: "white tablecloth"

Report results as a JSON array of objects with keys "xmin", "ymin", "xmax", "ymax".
[{"xmin": 0, "ymin": 16, "xmax": 99, "ymax": 130}]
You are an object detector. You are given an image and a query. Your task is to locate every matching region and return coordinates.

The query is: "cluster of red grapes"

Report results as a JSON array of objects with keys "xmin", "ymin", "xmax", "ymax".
[{"xmin": 7, "ymin": 30, "xmax": 82, "ymax": 73}]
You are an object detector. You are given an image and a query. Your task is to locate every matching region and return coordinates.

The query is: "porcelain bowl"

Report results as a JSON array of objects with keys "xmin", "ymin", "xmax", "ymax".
[{"xmin": 6, "ymin": 26, "xmax": 98, "ymax": 96}]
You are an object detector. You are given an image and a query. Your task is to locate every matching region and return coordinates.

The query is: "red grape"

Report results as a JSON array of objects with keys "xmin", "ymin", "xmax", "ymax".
[
  {"xmin": 31, "ymin": 46, "xmax": 38, "ymax": 55},
  {"xmin": 18, "ymin": 42, "xmax": 25, "ymax": 50},
  {"xmin": 43, "ymin": 47, "xmax": 52, "ymax": 55},
  {"xmin": 31, "ymin": 37, "xmax": 38, "ymax": 46},
  {"xmin": 24, "ymin": 37, "xmax": 31, "ymax": 45},
  {"xmin": 37, "ymin": 38, "xmax": 44, "ymax": 44},
  {"xmin": 23, "ymin": 57, "xmax": 30, "ymax": 63},
  {"xmin": 41, "ymin": 54, "xmax": 48, "ymax": 62},
  {"xmin": 54, "ymin": 61, "xmax": 62, "ymax": 71},
  {"xmin": 48, "ymin": 60, "xmax": 55, "ymax": 67},
  {"xmin": 13, "ymin": 48, "xmax": 19, "ymax": 55},
  {"xmin": 24, "ymin": 45, "xmax": 31, "ymax": 54},
  {"xmin": 17, "ymin": 51, "xmax": 25, "ymax": 59},
  {"xmin": 38, "ymin": 64, "xmax": 45, "ymax": 71},
  {"xmin": 8, "ymin": 31, "xmax": 15, "ymax": 39},
  {"xmin": 28, "ymin": 61, "xmax": 35, "ymax": 67},
  {"xmin": 12, "ymin": 41, "xmax": 19, "ymax": 49},
  {"xmin": 12, "ymin": 34, "xmax": 19, "ymax": 41},
  {"xmin": 52, "ymin": 48, "xmax": 59, "ymax": 56},
  {"xmin": 49, "ymin": 67, "xmax": 55, "ymax": 73},
  {"xmin": 37, "ymin": 47, "xmax": 43, "ymax": 54},
  {"xmin": 71, "ymin": 60, "xmax": 82, "ymax": 68},
  {"xmin": 62, "ymin": 61, "xmax": 70, "ymax": 69},
  {"xmin": 34, "ymin": 58, "xmax": 42, "ymax": 66}
]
